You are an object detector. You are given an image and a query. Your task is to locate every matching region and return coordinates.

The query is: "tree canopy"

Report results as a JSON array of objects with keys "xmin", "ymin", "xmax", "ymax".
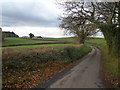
[
  {"xmin": 59, "ymin": 2, "xmax": 99, "ymax": 44},
  {"xmin": 29, "ymin": 33, "xmax": 34, "ymax": 39},
  {"xmin": 59, "ymin": 1, "xmax": 120, "ymax": 57}
]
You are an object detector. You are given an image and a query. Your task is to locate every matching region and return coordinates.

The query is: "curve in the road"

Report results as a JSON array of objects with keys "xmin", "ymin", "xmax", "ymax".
[{"xmin": 35, "ymin": 47, "xmax": 106, "ymax": 88}]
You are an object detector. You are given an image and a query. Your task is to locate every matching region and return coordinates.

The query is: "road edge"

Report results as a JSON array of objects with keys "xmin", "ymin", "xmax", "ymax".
[{"xmin": 33, "ymin": 46, "xmax": 94, "ymax": 88}]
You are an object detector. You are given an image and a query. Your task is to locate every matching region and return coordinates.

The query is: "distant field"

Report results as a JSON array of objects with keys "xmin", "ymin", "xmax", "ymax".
[
  {"xmin": 2, "ymin": 38, "xmax": 55, "ymax": 46},
  {"xmin": 85, "ymin": 38, "xmax": 106, "ymax": 48},
  {"xmin": 3, "ymin": 37, "xmax": 75, "ymax": 45},
  {"xmin": 86, "ymin": 37, "xmax": 106, "ymax": 44},
  {"xmin": 2, "ymin": 37, "xmax": 76, "ymax": 48},
  {"xmin": 2, "ymin": 37, "xmax": 106, "ymax": 48},
  {"xmin": 3, "ymin": 44, "xmax": 74, "ymax": 49}
]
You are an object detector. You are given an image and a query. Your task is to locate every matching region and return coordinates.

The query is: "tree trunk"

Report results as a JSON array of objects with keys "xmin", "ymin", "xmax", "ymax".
[
  {"xmin": 79, "ymin": 39, "xmax": 85, "ymax": 44},
  {"xmin": 78, "ymin": 36, "xmax": 85, "ymax": 44},
  {"xmin": 2, "ymin": 37, "xmax": 4, "ymax": 41}
]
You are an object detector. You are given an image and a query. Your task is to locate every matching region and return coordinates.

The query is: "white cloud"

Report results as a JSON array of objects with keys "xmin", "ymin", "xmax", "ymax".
[
  {"xmin": 2, "ymin": 27, "xmax": 73, "ymax": 38},
  {"xmin": 0, "ymin": 0, "xmax": 68, "ymax": 38},
  {"xmin": 1, "ymin": 0, "xmax": 62, "ymax": 27}
]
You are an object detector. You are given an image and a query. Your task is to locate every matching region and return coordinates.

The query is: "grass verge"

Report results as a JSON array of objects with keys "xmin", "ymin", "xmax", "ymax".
[{"xmin": 86, "ymin": 38, "xmax": 118, "ymax": 88}]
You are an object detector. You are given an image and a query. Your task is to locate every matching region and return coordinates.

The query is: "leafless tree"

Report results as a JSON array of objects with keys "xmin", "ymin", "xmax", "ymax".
[
  {"xmin": 59, "ymin": 2, "xmax": 98, "ymax": 44},
  {"xmin": 59, "ymin": 1, "xmax": 120, "ymax": 57}
]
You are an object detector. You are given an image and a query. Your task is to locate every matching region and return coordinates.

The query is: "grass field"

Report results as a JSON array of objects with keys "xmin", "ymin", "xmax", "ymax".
[
  {"xmin": 2, "ymin": 38, "xmax": 55, "ymax": 46},
  {"xmin": 2, "ymin": 37, "xmax": 76, "ymax": 48},
  {"xmin": 3, "ymin": 44, "xmax": 74, "ymax": 49},
  {"xmin": 85, "ymin": 37, "xmax": 106, "ymax": 47}
]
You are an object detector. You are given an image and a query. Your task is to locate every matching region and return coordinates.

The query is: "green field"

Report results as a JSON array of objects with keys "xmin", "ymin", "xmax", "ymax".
[
  {"xmin": 2, "ymin": 38, "xmax": 55, "ymax": 46},
  {"xmin": 3, "ymin": 44, "xmax": 74, "ymax": 49},
  {"xmin": 2, "ymin": 37, "xmax": 76, "ymax": 48},
  {"xmin": 2, "ymin": 37, "xmax": 108, "ymax": 49},
  {"xmin": 85, "ymin": 38, "xmax": 106, "ymax": 48},
  {"xmin": 86, "ymin": 38, "xmax": 106, "ymax": 44},
  {"xmin": 2, "ymin": 37, "xmax": 75, "ymax": 46}
]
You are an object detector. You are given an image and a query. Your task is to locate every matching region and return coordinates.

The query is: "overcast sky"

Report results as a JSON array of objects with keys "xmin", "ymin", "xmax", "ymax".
[
  {"xmin": 1, "ymin": 0, "xmax": 61, "ymax": 27},
  {"xmin": 0, "ymin": 0, "xmax": 69, "ymax": 37},
  {"xmin": 0, "ymin": 0, "xmax": 104, "ymax": 38}
]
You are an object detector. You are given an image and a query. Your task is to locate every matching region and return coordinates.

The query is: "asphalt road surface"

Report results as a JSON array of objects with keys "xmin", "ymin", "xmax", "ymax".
[{"xmin": 48, "ymin": 47, "xmax": 105, "ymax": 88}]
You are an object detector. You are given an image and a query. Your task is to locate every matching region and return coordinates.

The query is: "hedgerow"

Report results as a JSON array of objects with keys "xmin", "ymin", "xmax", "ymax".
[{"xmin": 2, "ymin": 45, "xmax": 91, "ymax": 88}]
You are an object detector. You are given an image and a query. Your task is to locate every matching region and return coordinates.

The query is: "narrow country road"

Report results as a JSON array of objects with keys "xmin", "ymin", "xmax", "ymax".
[
  {"xmin": 35, "ymin": 47, "xmax": 106, "ymax": 88},
  {"xmin": 49, "ymin": 47, "xmax": 105, "ymax": 88}
]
